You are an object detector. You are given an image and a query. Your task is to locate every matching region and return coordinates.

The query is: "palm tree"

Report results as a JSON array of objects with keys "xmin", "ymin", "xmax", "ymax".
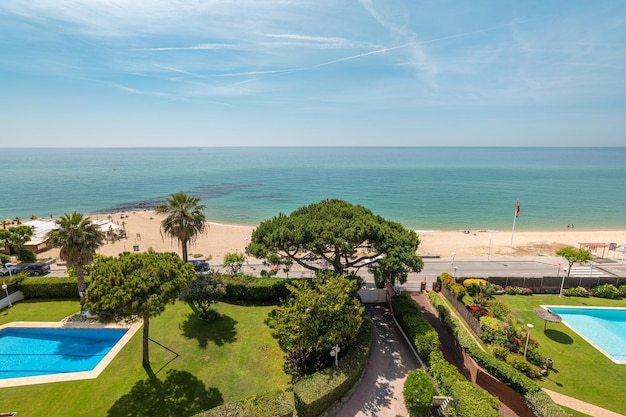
[
  {"xmin": 48, "ymin": 212, "xmax": 104, "ymax": 305},
  {"xmin": 156, "ymin": 192, "xmax": 207, "ymax": 262}
]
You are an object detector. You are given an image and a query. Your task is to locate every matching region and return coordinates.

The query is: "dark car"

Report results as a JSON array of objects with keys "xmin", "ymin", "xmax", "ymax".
[
  {"xmin": 187, "ymin": 260, "xmax": 210, "ymax": 272},
  {"xmin": 14, "ymin": 262, "xmax": 51, "ymax": 276}
]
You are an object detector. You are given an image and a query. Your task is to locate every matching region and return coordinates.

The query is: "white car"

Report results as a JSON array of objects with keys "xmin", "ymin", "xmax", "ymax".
[{"xmin": 0, "ymin": 263, "xmax": 16, "ymax": 277}]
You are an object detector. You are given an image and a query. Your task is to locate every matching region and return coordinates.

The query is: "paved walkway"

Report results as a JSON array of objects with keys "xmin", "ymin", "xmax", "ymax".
[
  {"xmin": 544, "ymin": 389, "xmax": 626, "ymax": 417},
  {"xmin": 327, "ymin": 304, "xmax": 420, "ymax": 417}
]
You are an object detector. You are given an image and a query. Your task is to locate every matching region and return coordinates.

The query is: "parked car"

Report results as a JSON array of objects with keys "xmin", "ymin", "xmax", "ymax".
[
  {"xmin": 14, "ymin": 262, "xmax": 50, "ymax": 276},
  {"xmin": 0, "ymin": 263, "xmax": 16, "ymax": 277},
  {"xmin": 187, "ymin": 260, "xmax": 210, "ymax": 272}
]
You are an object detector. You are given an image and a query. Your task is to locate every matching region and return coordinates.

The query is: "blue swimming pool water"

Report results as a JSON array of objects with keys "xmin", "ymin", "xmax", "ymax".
[
  {"xmin": 547, "ymin": 307, "xmax": 626, "ymax": 363},
  {"xmin": 0, "ymin": 328, "xmax": 127, "ymax": 379}
]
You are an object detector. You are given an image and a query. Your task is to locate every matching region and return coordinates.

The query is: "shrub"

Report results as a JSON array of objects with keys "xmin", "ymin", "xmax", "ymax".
[
  {"xmin": 592, "ymin": 283, "xmax": 620, "ymax": 299},
  {"xmin": 485, "ymin": 300, "xmax": 511, "ymax": 320},
  {"xmin": 403, "ymin": 369, "xmax": 435, "ymax": 417},
  {"xmin": 480, "ymin": 316, "xmax": 508, "ymax": 346},
  {"xmin": 450, "ymin": 283, "xmax": 466, "ymax": 300},
  {"xmin": 293, "ymin": 318, "xmax": 371, "ymax": 417},
  {"xmin": 504, "ymin": 286, "xmax": 516, "ymax": 295},
  {"xmin": 0, "ymin": 254, "xmax": 10, "ymax": 264},
  {"xmin": 524, "ymin": 390, "xmax": 568, "ymax": 417},
  {"xmin": 17, "ymin": 248, "xmax": 36, "ymax": 262},
  {"xmin": 466, "ymin": 304, "xmax": 490, "ymax": 319},
  {"xmin": 196, "ymin": 390, "xmax": 293, "ymax": 417},
  {"xmin": 491, "ymin": 345, "xmax": 508, "ymax": 361},
  {"xmin": 562, "ymin": 286, "xmax": 589, "ymax": 297},
  {"xmin": 619, "ymin": 284, "xmax": 626, "ymax": 297},
  {"xmin": 223, "ymin": 275, "xmax": 308, "ymax": 302},
  {"xmin": 463, "ymin": 278, "xmax": 487, "ymax": 287}
]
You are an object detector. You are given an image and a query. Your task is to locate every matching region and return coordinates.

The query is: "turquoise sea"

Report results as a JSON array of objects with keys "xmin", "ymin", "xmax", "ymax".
[{"xmin": 2, "ymin": 147, "xmax": 625, "ymax": 231}]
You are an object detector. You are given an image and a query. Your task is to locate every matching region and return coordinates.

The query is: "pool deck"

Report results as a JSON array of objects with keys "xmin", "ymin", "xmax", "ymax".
[{"xmin": 0, "ymin": 321, "xmax": 142, "ymax": 388}]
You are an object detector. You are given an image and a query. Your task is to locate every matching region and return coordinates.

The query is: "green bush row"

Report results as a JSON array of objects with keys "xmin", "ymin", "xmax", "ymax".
[
  {"xmin": 194, "ymin": 390, "xmax": 293, "ymax": 417},
  {"xmin": 222, "ymin": 275, "xmax": 311, "ymax": 302},
  {"xmin": 18, "ymin": 276, "xmax": 87, "ymax": 298},
  {"xmin": 292, "ymin": 317, "xmax": 371, "ymax": 417},
  {"xmin": 391, "ymin": 294, "xmax": 440, "ymax": 361},
  {"xmin": 428, "ymin": 292, "xmax": 567, "ymax": 417},
  {"xmin": 429, "ymin": 351, "xmax": 501, "ymax": 417},
  {"xmin": 403, "ymin": 369, "xmax": 435, "ymax": 417},
  {"xmin": 392, "ymin": 293, "xmax": 500, "ymax": 417}
]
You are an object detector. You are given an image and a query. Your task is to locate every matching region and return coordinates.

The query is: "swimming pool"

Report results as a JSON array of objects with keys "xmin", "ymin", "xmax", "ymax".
[
  {"xmin": 0, "ymin": 322, "xmax": 141, "ymax": 387},
  {"xmin": 545, "ymin": 306, "xmax": 626, "ymax": 364}
]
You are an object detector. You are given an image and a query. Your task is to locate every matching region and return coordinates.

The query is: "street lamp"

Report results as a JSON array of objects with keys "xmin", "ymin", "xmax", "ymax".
[
  {"xmin": 330, "ymin": 345, "xmax": 341, "ymax": 367},
  {"xmin": 451, "ymin": 252, "xmax": 456, "ymax": 269},
  {"xmin": 453, "ymin": 266, "xmax": 458, "ymax": 280},
  {"xmin": 589, "ymin": 262, "xmax": 594, "ymax": 279},
  {"xmin": 488, "ymin": 234, "xmax": 492, "ymax": 261},
  {"xmin": 2, "ymin": 282, "xmax": 12, "ymax": 307},
  {"xmin": 558, "ymin": 267, "xmax": 567, "ymax": 297},
  {"xmin": 523, "ymin": 323, "xmax": 534, "ymax": 358}
]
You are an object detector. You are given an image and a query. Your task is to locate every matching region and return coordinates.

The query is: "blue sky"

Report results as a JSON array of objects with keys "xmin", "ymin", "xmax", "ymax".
[{"xmin": 1, "ymin": 1, "xmax": 625, "ymax": 147}]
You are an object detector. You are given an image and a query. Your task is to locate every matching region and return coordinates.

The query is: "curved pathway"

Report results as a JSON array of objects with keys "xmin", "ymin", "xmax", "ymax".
[{"xmin": 326, "ymin": 304, "xmax": 420, "ymax": 417}]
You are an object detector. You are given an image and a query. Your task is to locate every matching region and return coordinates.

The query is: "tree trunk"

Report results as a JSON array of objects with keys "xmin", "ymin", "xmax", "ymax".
[
  {"xmin": 181, "ymin": 239, "xmax": 189, "ymax": 262},
  {"xmin": 76, "ymin": 265, "xmax": 87, "ymax": 305},
  {"xmin": 142, "ymin": 312, "xmax": 150, "ymax": 367}
]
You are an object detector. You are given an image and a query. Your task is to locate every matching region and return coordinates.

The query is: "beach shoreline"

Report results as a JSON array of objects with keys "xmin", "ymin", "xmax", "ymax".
[{"xmin": 29, "ymin": 210, "xmax": 626, "ymax": 265}]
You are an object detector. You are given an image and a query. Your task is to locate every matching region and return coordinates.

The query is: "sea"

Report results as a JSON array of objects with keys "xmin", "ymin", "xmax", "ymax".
[{"xmin": 2, "ymin": 147, "xmax": 625, "ymax": 232}]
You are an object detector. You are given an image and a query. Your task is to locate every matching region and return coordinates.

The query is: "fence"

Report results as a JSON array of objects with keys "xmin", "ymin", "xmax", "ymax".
[
  {"xmin": 438, "ymin": 283, "xmax": 482, "ymax": 336},
  {"xmin": 487, "ymin": 276, "xmax": 626, "ymax": 292}
]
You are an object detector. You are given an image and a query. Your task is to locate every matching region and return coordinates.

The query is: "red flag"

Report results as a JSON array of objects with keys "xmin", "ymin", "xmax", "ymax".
[{"xmin": 515, "ymin": 200, "xmax": 520, "ymax": 218}]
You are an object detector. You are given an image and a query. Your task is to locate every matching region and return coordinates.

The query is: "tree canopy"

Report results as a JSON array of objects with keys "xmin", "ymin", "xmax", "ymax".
[
  {"xmin": 267, "ymin": 275, "xmax": 364, "ymax": 377},
  {"xmin": 157, "ymin": 192, "xmax": 207, "ymax": 262},
  {"xmin": 556, "ymin": 246, "xmax": 594, "ymax": 277},
  {"xmin": 181, "ymin": 270, "xmax": 226, "ymax": 320},
  {"xmin": 0, "ymin": 225, "xmax": 33, "ymax": 254},
  {"xmin": 246, "ymin": 199, "xmax": 423, "ymax": 285},
  {"xmin": 48, "ymin": 212, "xmax": 104, "ymax": 304},
  {"xmin": 85, "ymin": 251, "xmax": 195, "ymax": 366}
]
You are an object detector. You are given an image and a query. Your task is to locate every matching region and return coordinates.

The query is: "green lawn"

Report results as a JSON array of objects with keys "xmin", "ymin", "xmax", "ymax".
[
  {"xmin": 0, "ymin": 299, "xmax": 289, "ymax": 416},
  {"xmin": 500, "ymin": 294, "xmax": 626, "ymax": 416}
]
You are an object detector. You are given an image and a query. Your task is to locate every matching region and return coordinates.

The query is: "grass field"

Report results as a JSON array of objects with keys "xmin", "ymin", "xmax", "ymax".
[
  {"xmin": 0, "ymin": 299, "xmax": 289, "ymax": 416},
  {"xmin": 500, "ymin": 294, "xmax": 626, "ymax": 416}
]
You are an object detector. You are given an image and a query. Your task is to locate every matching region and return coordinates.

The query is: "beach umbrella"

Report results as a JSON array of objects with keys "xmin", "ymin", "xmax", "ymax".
[{"xmin": 533, "ymin": 308, "xmax": 562, "ymax": 330}]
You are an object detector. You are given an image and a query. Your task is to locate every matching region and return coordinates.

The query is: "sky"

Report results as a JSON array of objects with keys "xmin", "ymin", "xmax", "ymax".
[{"xmin": 1, "ymin": 1, "xmax": 625, "ymax": 147}]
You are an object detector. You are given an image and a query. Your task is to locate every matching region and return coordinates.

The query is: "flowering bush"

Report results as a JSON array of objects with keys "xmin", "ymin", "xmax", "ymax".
[
  {"xmin": 619, "ymin": 284, "xmax": 626, "ymax": 297},
  {"xmin": 592, "ymin": 283, "xmax": 620, "ymax": 299},
  {"xmin": 505, "ymin": 286, "xmax": 533, "ymax": 295},
  {"xmin": 467, "ymin": 304, "xmax": 490, "ymax": 319},
  {"xmin": 562, "ymin": 286, "xmax": 589, "ymax": 297}
]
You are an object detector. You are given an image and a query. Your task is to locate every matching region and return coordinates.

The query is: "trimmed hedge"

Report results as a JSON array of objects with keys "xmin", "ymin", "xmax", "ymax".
[
  {"xmin": 223, "ymin": 275, "xmax": 311, "ymax": 303},
  {"xmin": 292, "ymin": 317, "xmax": 371, "ymax": 417},
  {"xmin": 18, "ymin": 276, "xmax": 87, "ymax": 298},
  {"xmin": 194, "ymin": 390, "xmax": 293, "ymax": 417},
  {"xmin": 403, "ymin": 369, "xmax": 435, "ymax": 417},
  {"xmin": 392, "ymin": 293, "xmax": 500, "ymax": 417},
  {"xmin": 391, "ymin": 294, "xmax": 440, "ymax": 362},
  {"xmin": 428, "ymin": 291, "xmax": 567, "ymax": 417}
]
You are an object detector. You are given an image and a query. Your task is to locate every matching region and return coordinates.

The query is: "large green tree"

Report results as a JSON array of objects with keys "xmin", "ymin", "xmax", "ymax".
[
  {"xmin": 48, "ymin": 212, "xmax": 104, "ymax": 304},
  {"xmin": 556, "ymin": 246, "xmax": 594, "ymax": 277},
  {"xmin": 181, "ymin": 270, "xmax": 226, "ymax": 320},
  {"xmin": 157, "ymin": 192, "xmax": 207, "ymax": 262},
  {"xmin": 0, "ymin": 225, "xmax": 33, "ymax": 255},
  {"xmin": 267, "ymin": 275, "xmax": 364, "ymax": 376},
  {"xmin": 246, "ymin": 199, "xmax": 423, "ymax": 285},
  {"xmin": 86, "ymin": 251, "xmax": 195, "ymax": 366}
]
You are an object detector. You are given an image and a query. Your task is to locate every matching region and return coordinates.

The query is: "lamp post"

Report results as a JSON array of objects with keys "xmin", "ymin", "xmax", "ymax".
[
  {"xmin": 451, "ymin": 252, "xmax": 456, "ymax": 270},
  {"xmin": 559, "ymin": 267, "xmax": 567, "ymax": 297},
  {"xmin": 2, "ymin": 282, "xmax": 12, "ymax": 307},
  {"xmin": 622, "ymin": 243, "xmax": 625, "ymax": 263},
  {"xmin": 330, "ymin": 345, "xmax": 341, "ymax": 367},
  {"xmin": 523, "ymin": 323, "xmax": 534, "ymax": 358},
  {"xmin": 453, "ymin": 266, "xmax": 458, "ymax": 280},
  {"xmin": 488, "ymin": 234, "xmax": 492, "ymax": 261},
  {"xmin": 589, "ymin": 262, "xmax": 594, "ymax": 279}
]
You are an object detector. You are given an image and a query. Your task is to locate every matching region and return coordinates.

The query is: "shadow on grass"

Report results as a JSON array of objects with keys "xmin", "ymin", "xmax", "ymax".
[
  {"xmin": 544, "ymin": 329, "xmax": 573, "ymax": 344},
  {"xmin": 107, "ymin": 368, "xmax": 222, "ymax": 417},
  {"xmin": 180, "ymin": 311, "xmax": 237, "ymax": 348}
]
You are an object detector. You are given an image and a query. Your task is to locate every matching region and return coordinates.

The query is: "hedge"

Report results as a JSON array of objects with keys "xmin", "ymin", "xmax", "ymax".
[
  {"xmin": 403, "ymin": 369, "xmax": 435, "ymax": 417},
  {"xmin": 428, "ymin": 291, "xmax": 567, "ymax": 417},
  {"xmin": 292, "ymin": 317, "xmax": 371, "ymax": 417},
  {"xmin": 392, "ymin": 293, "xmax": 500, "ymax": 417},
  {"xmin": 391, "ymin": 294, "xmax": 440, "ymax": 363},
  {"xmin": 194, "ymin": 390, "xmax": 293, "ymax": 417},
  {"xmin": 18, "ymin": 276, "xmax": 87, "ymax": 298},
  {"xmin": 222, "ymin": 275, "xmax": 311, "ymax": 303}
]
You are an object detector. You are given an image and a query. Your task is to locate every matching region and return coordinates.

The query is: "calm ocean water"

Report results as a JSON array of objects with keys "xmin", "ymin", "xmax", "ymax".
[{"xmin": 2, "ymin": 147, "xmax": 625, "ymax": 231}]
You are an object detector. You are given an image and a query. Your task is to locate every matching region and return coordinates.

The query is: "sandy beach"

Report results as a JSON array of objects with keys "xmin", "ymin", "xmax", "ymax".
[{"xmin": 37, "ymin": 210, "xmax": 626, "ymax": 265}]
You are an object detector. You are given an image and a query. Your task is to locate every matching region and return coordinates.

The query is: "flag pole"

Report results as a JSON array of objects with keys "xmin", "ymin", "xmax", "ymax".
[{"xmin": 510, "ymin": 199, "xmax": 519, "ymax": 247}]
